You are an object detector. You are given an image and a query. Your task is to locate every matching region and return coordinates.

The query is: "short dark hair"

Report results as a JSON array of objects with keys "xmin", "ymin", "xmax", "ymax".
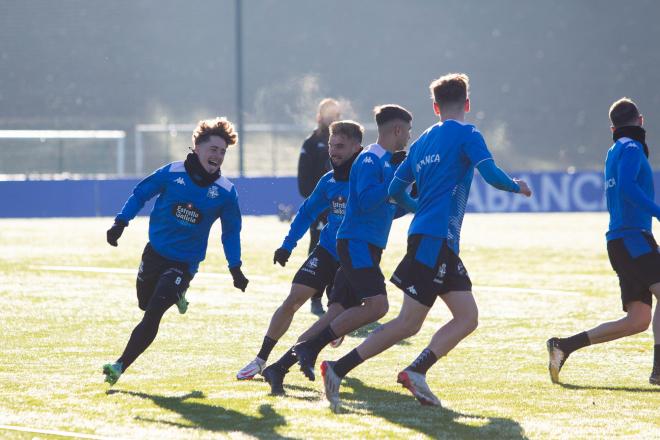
[
  {"xmin": 429, "ymin": 73, "xmax": 469, "ymax": 110},
  {"xmin": 329, "ymin": 120, "xmax": 364, "ymax": 144},
  {"xmin": 192, "ymin": 117, "xmax": 238, "ymax": 146},
  {"xmin": 373, "ymin": 104, "xmax": 413, "ymax": 127},
  {"xmin": 609, "ymin": 97, "xmax": 640, "ymax": 128}
]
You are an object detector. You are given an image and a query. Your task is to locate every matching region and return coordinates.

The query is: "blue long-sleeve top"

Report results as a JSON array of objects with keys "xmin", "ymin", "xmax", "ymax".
[
  {"xmin": 281, "ymin": 170, "xmax": 349, "ymax": 260},
  {"xmin": 605, "ymin": 137, "xmax": 660, "ymax": 241},
  {"xmin": 391, "ymin": 120, "xmax": 520, "ymax": 254},
  {"xmin": 115, "ymin": 161, "xmax": 242, "ymax": 274},
  {"xmin": 337, "ymin": 144, "xmax": 400, "ymax": 249}
]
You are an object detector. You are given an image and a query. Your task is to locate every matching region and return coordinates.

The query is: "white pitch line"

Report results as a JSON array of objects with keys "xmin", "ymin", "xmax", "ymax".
[
  {"xmin": 0, "ymin": 424, "xmax": 124, "ymax": 440},
  {"xmin": 31, "ymin": 265, "xmax": 267, "ymax": 280},
  {"xmin": 473, "ymin": 284, "xmax": 581, "ymax": 296}
]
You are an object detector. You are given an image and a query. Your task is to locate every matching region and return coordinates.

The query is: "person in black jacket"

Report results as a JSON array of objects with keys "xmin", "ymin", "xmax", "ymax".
[{"xmin": 297, "ymin": 98, "xmax": 341, "ymax": 315}]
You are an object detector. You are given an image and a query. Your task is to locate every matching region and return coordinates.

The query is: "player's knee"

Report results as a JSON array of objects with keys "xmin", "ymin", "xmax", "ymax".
[
  {"xmin": 365, "ymin": 295, "xmax": 388, "ymax": 319},
  {"xmin": 396, "ymin": 315, "xmax": 422, "ymax": 337},
  {"xmin": 626, "ymin": 313, "xmax": 651, "ymax": 335},
  {"xmin": 464, "ymin": 309, "xmax": 479, "ymax": 334},
  {"xmin": 626, "ymin": 306, "xmax": 651, "ymax": 335}
]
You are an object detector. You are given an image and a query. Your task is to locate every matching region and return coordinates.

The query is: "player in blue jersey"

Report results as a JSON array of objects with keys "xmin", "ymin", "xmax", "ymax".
[
  {"xmin": 320, "ymin": 73, "xmax": 531, "ymax": 410},
  {"xmin": 235, "ymin": 120, "xmax": 363, "ymax": 382},
  {"xmin": 101, "ymin": 117, "xmax": 249, "ymax": 385},
  {"xmin": 547, "ymin": 98, "xmax": 660, "ymax": 385},
  {"xmin": 291, "ymin": 105, "xmax": 415, "ymax": 390}
]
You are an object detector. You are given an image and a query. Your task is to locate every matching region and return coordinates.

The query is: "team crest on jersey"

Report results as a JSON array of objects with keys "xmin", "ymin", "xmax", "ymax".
[
  {"xmin": 207, "ymin": 186, "xmax": 219, "ymax": 199},
  {"xmin": 331, "ymin": 195, "xmax": 346, "ymax": 216},
  {"xmin": 174, "ymin": 177, "xmax": 186, "ymax": 186},
  {"xmin": 173, "ymin": 202, "xmax": 203, "ymax": 225}
]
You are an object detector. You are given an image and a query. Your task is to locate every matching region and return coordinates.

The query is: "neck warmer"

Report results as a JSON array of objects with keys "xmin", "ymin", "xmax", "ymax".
[
  {"xmin": 184, "ymin": 152, "xmax": 220, "ymax": 187},
  {"xmin": 332, "ymin": 149, "xmax": 361, "ymax": 181},
  {"xmin": 613, "ymin": 126, "xmax": 649, "ymax": 158}
]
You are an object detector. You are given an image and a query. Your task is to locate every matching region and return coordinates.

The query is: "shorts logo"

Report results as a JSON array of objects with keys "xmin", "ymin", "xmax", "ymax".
[
  {"xmin": 207, "ymin": 186, "xmax": 219, "ymax": 199},
  {"xmin": 174, "ymin": 177, "xmax": 186, "ymax": 186},
  {"xmin": 406, "ymin": 285, "xmax": 418, "ymax": 296},
  {"xmin": 433, "ymin": 263, "xmax": 447, "ymax": 285},
  {"xmin": 175, "ymin": 276, "xmax": 182, "ymax": 285},
  {"xmin": 138, "ymin": 261, "xmax": 144, "ymax": 273},
  {"xmin": 457, "ymin": 262, "xmax": 467, "ymax": 276},
  {"xmin": 173, "ymin": 203, "xmax": 203, "ymax": 225},
  {"xmin": 307, "ymin": 257, "xmax": 319, "ymax": 269}
]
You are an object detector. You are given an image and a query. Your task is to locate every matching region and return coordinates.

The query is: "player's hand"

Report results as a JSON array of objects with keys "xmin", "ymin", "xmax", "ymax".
[
  {"xmin": 514, "ymin": 179, "xmax": 532, "ymax": 197},
  {"xmin": 273, "ymin": 248, "xmax": 291, "ymax": 267},
  {"xmin": 390, "ymin": 150, "xmax": 407, "ymax": 166},
  {"xmin": 229, "ymin": 266, "xmax": 249, "ymax": 292},
  {"xmin": 106, "ymin": 220, "xmax": 127, "ymax": 247}
]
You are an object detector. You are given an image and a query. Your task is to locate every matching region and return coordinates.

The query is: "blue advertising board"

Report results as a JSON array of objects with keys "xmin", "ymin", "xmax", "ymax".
[{"xmin": 1, "ymin": 172, "xmax": 659, "ymax": 218}]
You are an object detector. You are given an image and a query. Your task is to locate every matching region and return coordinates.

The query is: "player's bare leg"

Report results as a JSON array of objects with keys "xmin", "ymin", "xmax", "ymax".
[{"xmin": 237, "ymin": 283, "xmax": 318, "ymax": 380}]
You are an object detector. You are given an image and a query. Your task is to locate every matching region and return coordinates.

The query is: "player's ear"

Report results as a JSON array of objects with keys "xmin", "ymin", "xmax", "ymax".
[
  {"xmin": 465, "ymin": 98, "xmax": 470, "ymax": 113},
  {"xmin": 433, "ymin": 102, "xmax": 440, "ymax": 116}
]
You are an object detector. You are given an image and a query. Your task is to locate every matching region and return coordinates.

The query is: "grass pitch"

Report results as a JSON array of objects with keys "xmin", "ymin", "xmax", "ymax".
[{"xmin": 0, "ymin": 213, "xmax": 659, "ymax": 439}]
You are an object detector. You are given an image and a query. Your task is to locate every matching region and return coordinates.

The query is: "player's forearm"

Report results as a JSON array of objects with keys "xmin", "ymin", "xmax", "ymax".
[
  {"xmin": 477, "ymin": 160, "xmax": 520, "ymax": 193},
  {"xmin": 221, "ymin": 232, "xmax": 242, "ymax": 268},
  {"xmin": 388, "ymin": 178, "xmax": 417, "ymax": 213},
  {"xmin": 620, "ymin": 179, "xmax": 660, "ymax": 219}
]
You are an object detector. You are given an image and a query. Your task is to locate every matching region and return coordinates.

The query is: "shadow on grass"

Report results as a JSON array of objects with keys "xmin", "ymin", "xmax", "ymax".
[
  {"xmin": 348, "ymin": 321, "xmax": 411, "ymax": 345},
  {"xmin": 338, "ymin": 378, "xmax": 529, "ymax": 439},
  {"xmin": 107, "ymin": 389, "xmax": 296, "ymax": 439},
  {"xmin": 559, "ymin": 382, "xmax": 660, "ymax": 393}
]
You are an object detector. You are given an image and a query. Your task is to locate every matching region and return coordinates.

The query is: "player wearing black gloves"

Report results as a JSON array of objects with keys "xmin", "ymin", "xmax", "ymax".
[{"xmin": 101, "ymin": 117, "xmax": 248, "ymax": 386}]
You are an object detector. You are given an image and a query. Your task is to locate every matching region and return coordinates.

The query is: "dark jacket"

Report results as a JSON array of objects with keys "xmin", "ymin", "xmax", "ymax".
[{"xmin": 297, "ymin": 128, "xmax": 332, "ymax": 197}]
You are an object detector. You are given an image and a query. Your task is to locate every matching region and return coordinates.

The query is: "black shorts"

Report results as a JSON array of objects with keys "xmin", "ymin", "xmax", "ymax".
[
  {"xmin": 136, "ymin": 243, "xmax": 193, "ymax": 311},
  {"xmin": 292, "ymin": 245, "xmax": 339, "ymax": 291},
  {"xmin": 329, "ymin": 239, "xmax": 386, "ymax": 309},
  {"xmin": 607, "ymin": 232, "xmax": 660, "ymax": 311},
  {"xmin": 391, "ymin": 234, "xmax": 472, "ymax": 308}
]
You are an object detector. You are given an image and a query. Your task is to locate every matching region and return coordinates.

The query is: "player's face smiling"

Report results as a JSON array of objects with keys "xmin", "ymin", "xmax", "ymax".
[
  {"xmin": 328, "ymin": 133, "xmax": 358, "ymax": 166},
  {"xmin": 194, "ymin": 135, "xmax": 228, "ymax": 174}
]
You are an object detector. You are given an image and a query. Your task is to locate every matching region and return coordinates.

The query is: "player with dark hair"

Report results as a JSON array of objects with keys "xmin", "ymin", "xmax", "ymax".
[
  {"xmin": 284, "ymin": 105, "xmax": 416, "ymax": 394},
  {"xmin": 235, "ymin": 120, "xmax": 363, "ymax": 381},
  {"xmin": 102, "ymin": 117, "xmax": 249, "ymax": 385},
  {"xmin": 547, "ymin": 97, "xmax": 660, "ymax": 385},
  {"xmin": 298, "ymin": 98, "xmax": 342, "ymax": 316},
  {"xmin": 320, "ymin": 74, "xmax": 531, "ymax": 410}
]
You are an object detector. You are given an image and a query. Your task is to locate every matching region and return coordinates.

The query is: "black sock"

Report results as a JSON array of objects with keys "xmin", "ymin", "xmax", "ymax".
[
  {"xmin": 272, "ymin": 347, "xmax": 297, "ymax": 372},
  {"xmin": 333, "ymin": 349, "xmax": 364, "ymax": 378},
  {"xmin": 303, "ymin": 325, "xmax": 338, "ymax": 355},
  {"xmin": 559, "ymin": 331, "xmax": 591, "ymax": 356},
  {"xmin": 257, "ymin": 336, "xmax": 278, "ymax": 361},
  {"xmin": 653, "ymin": 344, "xmax": 660, "ymax": 374},
  {"xmin": 406, "ymin": 348, "xmax": 438, "ymax": 375}
]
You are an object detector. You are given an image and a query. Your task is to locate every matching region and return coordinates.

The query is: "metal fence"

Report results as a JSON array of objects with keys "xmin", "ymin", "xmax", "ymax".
[{"xmin": 0, "ymin": 124, "xmax": 378, "ymax": 179}]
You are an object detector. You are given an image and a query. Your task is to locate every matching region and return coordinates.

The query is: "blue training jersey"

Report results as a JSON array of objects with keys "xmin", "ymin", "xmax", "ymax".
[
  {"xmin": 281, "ymin": 170, "xmax": 348, "ymax": 260},
  {"xmin": 605, "ymin": 136, "xmax": 660, "ymax": 242},
  {"xmin": 393, "ymin": 120, "xmax": 492, "ymax": 253},
  {"xmin": 337, "ymin": 144, "xmax": 397, "ymax": 249},
  {"xmin": 115, "ymin": 161, "xmax": 242, "ymax": 274}
]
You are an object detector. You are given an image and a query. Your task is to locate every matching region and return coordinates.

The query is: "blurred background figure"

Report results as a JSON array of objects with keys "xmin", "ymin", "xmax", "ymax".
[{"xmin": 297, "ymin": 98, "xmax": 342, "ymax": 315}]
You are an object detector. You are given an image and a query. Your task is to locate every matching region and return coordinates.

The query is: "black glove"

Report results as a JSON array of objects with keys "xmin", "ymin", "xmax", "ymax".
[
  {"xmin": 273, "ymin": 247, "xmax": 291, "ymax": 267},
  {"xmin": 390, "ymin": 150, "xmax": 407, "ymax": 166},
  {"xmin": 106, "ymin": 219, "xmax": 127, "ymax": 247},
  {"xmin": 229, "ymin": 266, "xmax": 249, "ymax": 292}
]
